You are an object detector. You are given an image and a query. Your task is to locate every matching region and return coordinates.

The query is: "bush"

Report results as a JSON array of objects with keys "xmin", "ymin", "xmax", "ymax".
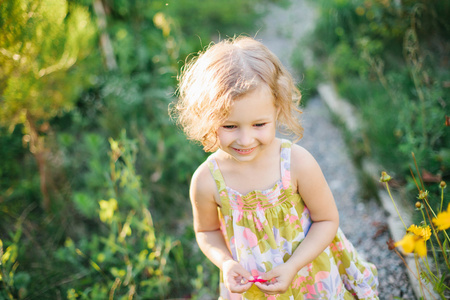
[
  {"xmin": 300, "ymin": 0, "xmax": 450, "ymax": 188},
  {"xmin": 381, "ymin": 166, "xmax": 449, "ymax": 299},
  {"xmin": 55, "ymin": 132, "xmax": 200, "ymax": 298},
  {"xmin": 0, "ymin": 0, "xmax": 281, "ymax": 298}
]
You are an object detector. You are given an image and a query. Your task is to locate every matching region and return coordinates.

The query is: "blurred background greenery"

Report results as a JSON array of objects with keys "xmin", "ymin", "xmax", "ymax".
[
  {"xmin": 0, "ymin": 0, "xmax": 278, "ymax": 298},
  {"xmin": 293, "ymin": 0, "xmax": 449, "ymax": 220},
  {"xmin": 0, "ymin": 0, "xmax": 449, "ymax": 299}
]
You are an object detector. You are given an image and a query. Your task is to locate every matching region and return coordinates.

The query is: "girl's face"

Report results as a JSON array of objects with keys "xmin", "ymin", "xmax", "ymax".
[{"xmin": 216, "ymin": 84, "xmax": 279, "ymax": 163}]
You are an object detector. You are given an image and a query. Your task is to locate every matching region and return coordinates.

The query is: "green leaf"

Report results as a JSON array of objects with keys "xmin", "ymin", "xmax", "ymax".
[{"xmin": 73, "ymin": 192, "xmax": 97, "ymax": 218}]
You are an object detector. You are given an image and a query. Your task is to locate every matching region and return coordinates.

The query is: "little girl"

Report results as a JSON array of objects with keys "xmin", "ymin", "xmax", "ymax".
[{"xmin": 171, "ymin": 36, "xmax": 379, "ymax": 299}]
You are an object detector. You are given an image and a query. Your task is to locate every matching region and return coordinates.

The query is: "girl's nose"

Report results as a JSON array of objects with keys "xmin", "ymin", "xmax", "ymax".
[{"xmin": 237, "ymin": 128, "xmax": 254, "ymax": 146}]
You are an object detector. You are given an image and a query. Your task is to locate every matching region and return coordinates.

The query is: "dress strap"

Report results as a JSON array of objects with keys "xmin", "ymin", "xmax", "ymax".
[
  {"xmin": 280, "ymin": 139, "xmax": 293, "ymax": 190},
  {"xmin": 207, "ymin": 158, "xmax": 231, "ymax": 211}
]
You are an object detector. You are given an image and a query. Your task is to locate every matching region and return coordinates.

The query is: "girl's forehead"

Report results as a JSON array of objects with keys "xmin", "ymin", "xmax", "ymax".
[
  {"xmin": 224, "ymin": 85, "xmax": 276, "ymax": 121},
  {"xmin": 232, "ymin": 82, "xmax": 272, "ymax": 101}
]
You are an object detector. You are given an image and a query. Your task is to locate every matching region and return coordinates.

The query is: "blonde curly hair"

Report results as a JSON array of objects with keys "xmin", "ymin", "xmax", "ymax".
[{"xmin": 170, "ymin": 36, "xmax": 303, "ymax": 152}]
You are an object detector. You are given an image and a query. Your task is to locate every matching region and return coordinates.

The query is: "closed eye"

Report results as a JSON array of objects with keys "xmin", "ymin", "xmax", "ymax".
[{"xmin": 254, "ymin": 123, "xmax": 267, "ymax": 127}]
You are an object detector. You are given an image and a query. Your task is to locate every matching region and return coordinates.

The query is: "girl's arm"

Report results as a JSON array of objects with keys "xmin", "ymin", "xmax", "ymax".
[
  {"xmin": 256, "ymin": 145, "xmax": 339, "ymax": 294},
  {"xmin": 190, "ymin": 163, "xmax": 253, "ymax": 293}
]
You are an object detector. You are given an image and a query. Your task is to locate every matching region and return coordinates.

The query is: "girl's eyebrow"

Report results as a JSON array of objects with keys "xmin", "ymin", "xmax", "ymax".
[
  {"xmin": 252, "ymin": 117, "xmax": 272, "ymax": 122},
  {"xmin": 223, "ymin": 114, "xmax": 274, "ymax": 123},
  {"xmin": 223, "ymin": 117, "xmax": 271, "ymax": 124}
]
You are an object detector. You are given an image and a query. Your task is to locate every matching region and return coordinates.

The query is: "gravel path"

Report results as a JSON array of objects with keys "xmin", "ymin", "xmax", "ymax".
[
  {"xmin": 255, "ymin": 1, "xmax": 417, "ymax": 299},
  {"xmin": 298, "ymin": 97, "xmax": 416, "ymax": 299}
]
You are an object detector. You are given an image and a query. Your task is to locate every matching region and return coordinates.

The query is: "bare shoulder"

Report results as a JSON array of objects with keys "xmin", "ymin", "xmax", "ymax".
[
  {"xmin": 190, "ymin": 160, "xmax": 222, "ymax": 232},
  {"xmin": 290, "ymin": 143, "xmax": 327, "ymax": 192},
  {"xmin": 190, "ymin": 160, "xmax": 219, "ymax": 206},
  {"xmin": 290, "ymin": 143, "xmax": 320, "ymax": 174},
  {"xmin": 290, "ymin": 143, "xmax": 338, "ymax": 223}
]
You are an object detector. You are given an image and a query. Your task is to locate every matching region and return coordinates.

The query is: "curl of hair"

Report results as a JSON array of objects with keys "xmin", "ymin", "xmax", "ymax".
[{"xmin": 170, "ymin": 36, "xmax": 303, "ymax": 152}]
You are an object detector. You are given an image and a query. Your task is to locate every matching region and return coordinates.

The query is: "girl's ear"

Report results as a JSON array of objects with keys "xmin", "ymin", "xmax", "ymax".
[{"xmin": 276, "ymin": 106, "xmax": 281, "ymax": 119}]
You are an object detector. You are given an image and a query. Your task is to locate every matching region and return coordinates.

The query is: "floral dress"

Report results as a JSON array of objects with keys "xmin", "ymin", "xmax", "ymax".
[{"xmin": 207, "ymin": 140, "xmax": 379, "ymax": 299}]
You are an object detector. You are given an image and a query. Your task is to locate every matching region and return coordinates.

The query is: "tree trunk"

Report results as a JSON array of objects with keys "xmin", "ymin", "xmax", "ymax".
[
  {"xmin": 35, "ymin": 151, "xmax": 50, "ymax": 211},
  {"xmin": 25, "ymin": 113, "xmax": 50, "ymax": 211},
  {"xmin": 93, "ymin": 0, "xmax": 117, "ymax": 71}
]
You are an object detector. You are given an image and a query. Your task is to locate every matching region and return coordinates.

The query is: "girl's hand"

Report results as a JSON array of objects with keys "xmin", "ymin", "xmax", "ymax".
[
  {"xmin": 254, "ymin": 263, "xmax": 297, "ymax": 295},
  {"xmin": 222, "ymin": 260, "xmax": 253, "ymax": 293}
]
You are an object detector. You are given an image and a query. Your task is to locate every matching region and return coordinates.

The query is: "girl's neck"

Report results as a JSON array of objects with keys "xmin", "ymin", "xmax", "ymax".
[
  {"xmin": 216, "ymin": 138, "xmax": 281, "ymax": 166},
  {"xmin": 213, "ymin": 138, "xmax": 282, "ymax": 194}
]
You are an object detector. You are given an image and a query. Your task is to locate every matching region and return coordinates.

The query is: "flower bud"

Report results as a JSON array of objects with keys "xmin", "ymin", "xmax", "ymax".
[
  {"xmin": 418, "ymin": 190, "xmax": 429, "ymax": 200},
  {"xmin": 415, "ymin": 202, "xmax": 422, "ymax": 209},
  {"xmin": 380, "ymin": 171, "xmax": 392, "ymax": 182},
  {"xmin": 440, "ymin": 181, "xmax": 447, "ymax": 189}
]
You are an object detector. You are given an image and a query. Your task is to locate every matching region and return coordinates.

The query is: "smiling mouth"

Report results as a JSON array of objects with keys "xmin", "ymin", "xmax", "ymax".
[{"xmin": 233, "ymin": 147, "xmax": 255, "ymax": 155}]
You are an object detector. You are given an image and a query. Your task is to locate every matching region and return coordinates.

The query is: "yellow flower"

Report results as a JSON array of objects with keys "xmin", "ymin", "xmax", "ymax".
[
  {"xmin": 355, "ymin": 6, "xmax": 365, "ymax": 16},
  {"xmin": 395, "ymin": 233, "xmax": 415, "ymax": 253},
  {"xmin": 97, "ymin": 253, "xmax": 105, "ymax": 263},
  {"xmin": 433, "ymin": 203, "xmax": 450, "ymax": 231},
  {"xmin": 395, "ymin": 224, "xmax": 431, "ymax": 257},
  {"xmin": 67, "ymin": 288, "xmax": 79, "ymax": 300},
  {"xmin": 99, "ymin": 198, "xmax": 118, "ymax": 223},
  {"xmin": 414, "ymin": 239, "xmax": 427, "ymax": 257},
  {"xmin": 407, "ymin": 224, "xmax": 431, "ymax": 241}
]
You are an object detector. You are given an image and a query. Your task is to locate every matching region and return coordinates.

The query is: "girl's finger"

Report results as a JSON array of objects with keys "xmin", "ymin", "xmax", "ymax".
[
  {"xmin": 254, "ymin": 281, "xmax": 285, "ymax": 293},
  {"xmin": 230, "ymin": 281, "xmax": 253, "ymax": 293},
  {"xmin": 248, "ymin": 278, "xmax": 268, "ymax": 283},
  {"xmin": 260, "ymin": 270, "xmax": 277, "ymax": 281}
]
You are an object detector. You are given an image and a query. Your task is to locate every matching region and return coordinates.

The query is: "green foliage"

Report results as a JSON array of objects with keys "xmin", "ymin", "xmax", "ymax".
[
  {"xmin": 303, "ymin": 0, "xmax": 450, "ymax": 180},
  {"xmin": 0, "ymin": 127, "xmax": 30, "ymax": 199},
  {"xmin": 0, "ymin": 227, "xmax": 29, "ymax": 299},
  {"xmin": 0, "ymin": 0, "xmax": 96, "ymax": 130},
  {"xmin": 0, "ymin": 0, "xmax": 278, "ymax": 297},
  {"xmin": 0, "ymin": 133, "xmax": 217, "ymax": 299},
  {"xmin": 56, "ymin": 132, "xmax": 172, "ymax": 298},
  {"xmin": 162, "ymin": 0, "xmax": 265, "ymax": 43},
  {"xmin": 0, "ymin": 0, "xmax": 98, "ymax": 212},
  {"xmin": 382, "ymin": 166, "xmax": 450, "ymax": 298},
  {"xmin": 59, "ymin": 132, "xmax": 220, "ymax": 298},
  {"xmin": 53, "ymin": 0, "xmax": 275, "ymax": 226},
  {"xmin": 291, "ymin": 46, "xmax": 323, "ymax": 101}
]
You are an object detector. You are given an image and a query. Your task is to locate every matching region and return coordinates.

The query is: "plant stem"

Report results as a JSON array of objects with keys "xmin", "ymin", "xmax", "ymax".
[
  {"xmin": 415, "ymin": 254, "xmax": 426, "ymax": 300},
  {"xmin": 423, "ymin": 197, "xmax": 450, "ymax": 269},
  {"xmin": 444, "ymin": 230, "xmax": 450, "ymax": 244},
  {"xmin": 421, "ymin": 254, "xmax": 439, "ymax": 282},
  {"xmin": 412, "ymin": 152, "xmax": 425, "ymax": 191},
  {"xmin": 411, "ymin": 153, "xmax": 450, "ymax": 268},
  {"xmin": 385, "ymin": 182, "xmax": 407, "ymax": 230},
  {"xmin": 423, "ymin": 196, "xmax": 437, "ymax": 218},
  {"xmin": 394, "ymin": 249, "xmax": 436, "ymax": 299},
  {"xmin": 421, "ymin": 209, "xmax": 440, "ymax": 276}
]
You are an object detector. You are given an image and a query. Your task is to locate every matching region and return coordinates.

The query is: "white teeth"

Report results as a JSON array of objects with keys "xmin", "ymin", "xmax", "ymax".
[{"xmin": 235, "ymin": 148, "xmax": 254, "ymax": 153}]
